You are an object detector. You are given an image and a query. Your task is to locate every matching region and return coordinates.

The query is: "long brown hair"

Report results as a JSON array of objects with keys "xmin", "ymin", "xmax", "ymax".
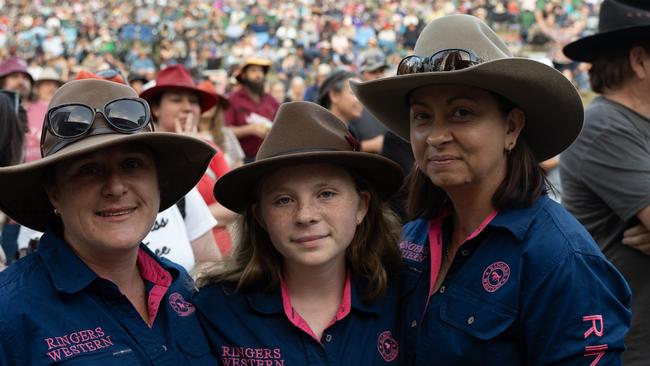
[
  {"xmin": 196, "ymin": 168, "xmax": 402, "ymax": 301},
  {"xmin": 405, "ymin": 93, "xmax": 548, "ymax": 220}
]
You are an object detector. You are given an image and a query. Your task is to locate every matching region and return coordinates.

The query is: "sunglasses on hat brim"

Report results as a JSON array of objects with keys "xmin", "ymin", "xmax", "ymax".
[{"xmin": 397, "ymin": 48, "xmax": 483, "ymax": 75}]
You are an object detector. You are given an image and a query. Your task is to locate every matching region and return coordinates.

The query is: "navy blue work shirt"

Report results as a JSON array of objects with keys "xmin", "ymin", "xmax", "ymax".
[
  {"xmin": 194, "ymin": 274, "xmax": 401, "ymax": 365},
  {"xmin": 399, "ymin": 195, "xmax": 631, "ymax": 365},
  {"xmin": 0, "ymin": 230, "xmax": 217, "ymax": 365}
]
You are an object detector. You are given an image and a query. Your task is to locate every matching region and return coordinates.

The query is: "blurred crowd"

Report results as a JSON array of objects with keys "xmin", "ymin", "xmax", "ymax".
[{"xmin": 0, "ymin": 0, "xmax": 601, "ymax": 94}]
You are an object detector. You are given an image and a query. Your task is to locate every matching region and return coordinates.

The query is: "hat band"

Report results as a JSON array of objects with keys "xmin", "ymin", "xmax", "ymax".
[{"xmin": 397, "ymin": 48, "xmax": 483, "ymax": 75}]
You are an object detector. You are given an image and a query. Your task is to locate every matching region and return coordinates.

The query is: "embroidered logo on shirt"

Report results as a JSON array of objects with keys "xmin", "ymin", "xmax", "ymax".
[
  {"xmin": 377, "ymin": 330, "xmax": 399, "ymax": 362},
  {"xmin": 482, "ymin": 261, "xmax": 511, "ymax": 293},
  {"xmin": 169, "ymin": 292, "xmax": 195, "ymax": 316},
  {"xmin": 220, "ymin": 346, "xmax": 285, "ymax": 365},
  {"xmin": 44, "ymin": 327, "xmax": 114, "ymax": 362},
  {"xmin": 400, "ymin": 240, "xmax": 427, "ymax": 263}
]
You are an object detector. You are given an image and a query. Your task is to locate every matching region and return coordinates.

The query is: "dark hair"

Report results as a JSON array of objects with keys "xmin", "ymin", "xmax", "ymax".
[
  {"xmin": 405, "ymin": 93, "xmax": 548, "ymax": 220},
  {"xmin": 317, "ymin": 70, "xmax": 359, "ymax": 109},
  {"xmin": 590, "ymin": 40, "xmax": 650, "ymax": 93},
  {"xmin": 0, "ymin": 93, "xmax": 25, "ymax": 167},
  {"xmin": 196, "ymin": 167, "xmax": 402, "ymax": 301}
]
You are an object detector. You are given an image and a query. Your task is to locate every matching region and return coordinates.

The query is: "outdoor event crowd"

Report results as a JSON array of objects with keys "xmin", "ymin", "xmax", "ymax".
[{"xmin": 0, "ymin": 0, "xmax": 649, "ymax": 365}]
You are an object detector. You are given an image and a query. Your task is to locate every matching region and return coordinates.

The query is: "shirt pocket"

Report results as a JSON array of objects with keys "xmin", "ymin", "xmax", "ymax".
[
  {"xmin": 174, "ymin": 316, "xmax": 213, "ymax": 360},
  {"xmin": 439, "ymin": 292, "xmax": 517, "ymax": 340}
]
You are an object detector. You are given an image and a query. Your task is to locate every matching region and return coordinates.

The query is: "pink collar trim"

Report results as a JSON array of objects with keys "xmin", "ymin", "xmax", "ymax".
[
  {"xmin": 137, "ymin": 249, "xmax": 172, "ymax": 326},
  {"xmin": 280, "ymin": 272, "xmax": 352, "ymax": 343},
  {"xmin": 427, "ymin": 210, "xmax": 498, "ymax": 298}
]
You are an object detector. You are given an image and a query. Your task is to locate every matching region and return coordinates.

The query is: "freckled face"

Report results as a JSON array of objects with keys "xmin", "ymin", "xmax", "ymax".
[{"xmin": 256, "ymin": 163, "xmax": 370, "ymax": 271}]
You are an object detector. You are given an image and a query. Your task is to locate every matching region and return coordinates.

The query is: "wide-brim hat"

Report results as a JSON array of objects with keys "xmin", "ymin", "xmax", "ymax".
[
  {"xmin": 351, "ymin": 14, "xmax": 583, "ymax": 162},
  {"xmin": 214, "ymin": 101, "xmax": 403, "ymax": 213},
  {"xmin": 563, "ymin": 0, "xmax": 650, "ymax": 62},
  {"xmin": 0, "ymin": 57, "xmax": 33, "ymax": 83},
  {"xmin": 197, "ymin": 80, "xmax": 229, "ymax": 109},
  {"xmin": 234, "ymin": 57, "xmax": 272, "ymax": 82},
  {"xmin": 0, "ymin": 79, "xmax": 215, "ymax": 231},
  {"xmin": 140, "ymin": 65, "xmax": 217, "ymax": 113},
  {"xmin": 34, "ymin": 67, "xmax": 64, "ymax": 87}
]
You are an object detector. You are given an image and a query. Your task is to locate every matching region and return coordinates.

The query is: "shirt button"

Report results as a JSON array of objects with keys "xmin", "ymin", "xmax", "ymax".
[
  {"xmin": 325, "ymin": 334, "xmax": 332, "ymax": 343},
  {"xmin": 461, "ymin": 249, "xmax": 470, "ymax": 257},
  {"xmin": 439, "ymin": 285, "xmax": 446, "ymax": 294},
  {"xmin": 467, "ymin": 316, "xmax": 475, "ymax": 325},
  {"xmin": 162, "ymin": 345, "xmax": 167, "ymax": 351},
  {"xmin": 411, "ymin": 320, "xmax": 417, "ymax": 328}
]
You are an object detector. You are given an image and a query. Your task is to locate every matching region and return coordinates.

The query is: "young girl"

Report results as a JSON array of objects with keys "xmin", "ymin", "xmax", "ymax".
[{"xmin": 194, "ymin": 101, "xmax": 404, "ymax": 365}]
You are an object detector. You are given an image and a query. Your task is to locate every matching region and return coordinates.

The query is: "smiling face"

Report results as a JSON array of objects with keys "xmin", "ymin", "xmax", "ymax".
[
  {"xmin": 409, "ymin": 84, "xmax": 524, "ymax": 193},
  {"xmin": 46, "ymin": 144, "xmax": 160, "ymax": 257},
  {"xmin": 152, "ymin": 90, "xmax": 202, "ymax": 132},
  {"xmin": 255, "ymin": 163, "xmax": 370, "ymax": 272}
]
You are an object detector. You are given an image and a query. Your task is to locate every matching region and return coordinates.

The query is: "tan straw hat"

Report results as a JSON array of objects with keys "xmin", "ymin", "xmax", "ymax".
[
  {"xmin": 351, "ymin": 14, "xmax": 583, "ymax": 162},
  {"xmin": 213, "ymin": 101, "xmax": 403, "ymax": 213},
  {"xmin": 0, "ymin": 79, "xmax": 215, "ymax": 231}
]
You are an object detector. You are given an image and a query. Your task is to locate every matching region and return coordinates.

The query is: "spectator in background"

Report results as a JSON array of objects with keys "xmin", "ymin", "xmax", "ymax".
[
  {"xmin": 128, "ymin": 73, "xmax": 149, "ymax": 95},
  {"xmin": 317, "ymin": 70, "xmax": 364, "ymax": 141},
  {"xmin": 561, "ymin": 2, "xmax": 650, "ymax": 364},
  {"xmin": 303, "ymin": 63, "xmax": 332, "ymax": 102},
  {"xmin": 225, "ymin": 57, "xmax": 279, "ymax": 163},
  {"xmin": 32, "ymin": 68, "xmax": 63, "ymax": 103},
  {"xmin": 139, "ymin": 65, "xmax": 222, "ymax": 271},
  {"xmin": 287, "ymin": 76, "xmax": 306, "ymax": 102},
  {"xmin": 269, "ymin": 80, "xmax": 288, "ymax": 103}
]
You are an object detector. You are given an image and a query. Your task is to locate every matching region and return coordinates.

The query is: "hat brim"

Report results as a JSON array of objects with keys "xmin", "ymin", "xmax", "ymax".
[
  {"xmin": 35, "ymin": 79, "xmax": 64, "ymax": 87},
  {"xmin": 351, "ymin": 58, "xmax": 583, "ymax": 162},
  {"xmin": 140, "ymin": 85, "xmax": 218, "ymax": 113},
  {"xmin": 563, "ymin": 26, "xmax": 650, "ymax": 62},
  {"xmin": 214, "ymin": 152, "xmax": 404, "ymax": 213},
  {"xmin": 0, "ymin": 132, "xmax": 215, "ymax": 231}
]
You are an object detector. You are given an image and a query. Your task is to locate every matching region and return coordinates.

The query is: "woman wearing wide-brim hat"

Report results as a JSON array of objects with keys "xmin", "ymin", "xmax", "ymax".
[
  {"xmin": 351, "ymin": 14, "xmax": 632, "ymax": 365},
  {"xmin": 0, "ymin": 79, "xmax": 218, "ymax": 365},
  {"xmin": 194, "ymin": 101, "xmax": 405, "ymax": 364},
  {"xmin": 140, "ymin": 64, "xmax": 230, "ymax": 269}
]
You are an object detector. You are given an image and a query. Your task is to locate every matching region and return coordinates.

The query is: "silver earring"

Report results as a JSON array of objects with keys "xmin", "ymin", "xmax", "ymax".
[{"xmin": 54, "ymin": 208, "xmax": 60, "ymax": 216}]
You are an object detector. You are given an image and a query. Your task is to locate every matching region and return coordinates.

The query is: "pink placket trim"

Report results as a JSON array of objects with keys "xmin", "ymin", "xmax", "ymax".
[
  {"xmin": 280, "ymin": 272, "xmax": 352, "ymax": 343},
  {"xmin": 427, "ymin": 210, "xmax": 498, "ymax": 299},
  {"xmin": 136, "ymin": 249, "xmax": 172, "ymax": 326}
]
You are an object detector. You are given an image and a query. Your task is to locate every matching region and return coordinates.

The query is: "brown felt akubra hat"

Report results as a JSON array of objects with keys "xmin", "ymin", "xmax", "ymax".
[
  {"xmin": 0, "ymin": 79, "xmax": 215, "ymax": 232},
  {"xmin": 563, "ymin": 0, "xmax": 650, "ymax": 62},
  {"xmin": 351, "ymin": 14, "xmax": 584, "ymax": 162},
  {"xmin": 213, "ymin": 101, "xmax": 404, "ymax": 213}
]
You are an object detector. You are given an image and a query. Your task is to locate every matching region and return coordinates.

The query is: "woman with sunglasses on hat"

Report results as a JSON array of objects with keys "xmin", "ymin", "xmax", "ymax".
[
  {"xmin": 141, "ymin": 65, "xmax": 238, "ymax": 260},
  {"xmin": 0, "ymin": 79, "xmax": 218, "ymax": 365},
  {"xmin": 193, "ymin": 101, "xmax": 404, "ymax": 365},
  {"xmin": 352, "ymin": 15, "xmax": 632, "ymax": 365}
]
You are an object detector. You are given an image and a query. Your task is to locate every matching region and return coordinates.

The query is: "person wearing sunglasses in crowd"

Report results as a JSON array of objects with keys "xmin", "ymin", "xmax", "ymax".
[
  {"xmin": 140, "ymin": 65, "xmax": 238, "ymax": 262},
  {"xmin": 352, "ymin": 15, "xmax": 632, "ymax": 365},
  {"xmin": 0, "ymin": 79, "xmax": 218, "ymax": 365},
  {"xmin": 193, "ymin": 101, "xmax": 404, "ymax": 365}
]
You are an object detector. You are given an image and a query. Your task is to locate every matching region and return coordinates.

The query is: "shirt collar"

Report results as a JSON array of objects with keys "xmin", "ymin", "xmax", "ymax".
[
  {"xmin": 489, "ymin": 195, "xmax": 549, "ymax": 241},
  {"xmin": 38, "ymin": 230, "xmax": 98, "ymax": 294},
  {"xmin": 246, "ymin": 274, "xmax": 383, "ymax": 316},
  {"xmin": 38, "ymin": 230, "xmax": 179, "ymax": 295}
]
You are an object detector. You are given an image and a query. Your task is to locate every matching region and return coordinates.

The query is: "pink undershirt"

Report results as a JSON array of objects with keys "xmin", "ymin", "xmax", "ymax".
[
  {"xmin": 427, "ymin": 210, "xmax": 498, "ymax": 299},
  {"xmin": 280, "ymin": 272, "xmax": 352, "ymax": 343},
  {"xmin": 136, "ymin": 249, "xmax": 172, "ymax": 326}
]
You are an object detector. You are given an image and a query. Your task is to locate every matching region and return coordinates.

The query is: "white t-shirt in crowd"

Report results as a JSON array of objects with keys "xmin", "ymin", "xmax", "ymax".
[{"xmin": 143, "ymin": 188, "xmax": 216, "ymax": 272}]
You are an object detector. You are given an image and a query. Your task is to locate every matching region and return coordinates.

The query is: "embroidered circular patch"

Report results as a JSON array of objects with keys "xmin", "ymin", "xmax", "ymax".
[
  {"xmin": 169, "ymin": 292, "xmax": 195, "ymax": 316},
  {"xmin": 377, "ymin": 330, "xmax": 399, "ymax": 362},
  {"xmin": 482, "ymin": 261, "xmax": 511, "ymax": 293}
]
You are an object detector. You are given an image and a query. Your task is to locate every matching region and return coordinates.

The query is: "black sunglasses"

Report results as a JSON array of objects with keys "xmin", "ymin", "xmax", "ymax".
[
  {"xmin": 397, "ymin": 48, "xmax": 484, "ymax": 75},
  {"xmin": 0, "ymin": 89, "xmax": 20, "ymax": 114},
  {"xmin": 43, "ymin": 97, "xmax": 152, "ymax": 142}
]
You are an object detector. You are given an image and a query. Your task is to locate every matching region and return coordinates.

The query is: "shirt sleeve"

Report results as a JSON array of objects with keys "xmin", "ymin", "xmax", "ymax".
[
  {"xmin": 224, "ymin": 100, "xmax": 237, "ymax": 126},
  {"xmin": 580, "ymin": 120, "xmax": 650, "ymax": 221},
  {"xmin": 183, "ymin": 188, "xmax": 217, "ymax": 241},
  {"xmin": 0, "ymin": 322, "xmax": 22, "ymax": 366},
  {"xmin": 522, "ymin": 251, "xmax": 631, "ymax": 366}
]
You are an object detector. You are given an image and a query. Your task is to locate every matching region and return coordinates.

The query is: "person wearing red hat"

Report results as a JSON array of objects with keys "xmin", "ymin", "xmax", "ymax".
[
  {"xmin": 225, "ymin": 58, "xmax": 279, "ymax": 163},
  {"xmin": 0, "ymin": 57, "xmax": 33, "ymax": 101},
  {"xmin": 141, "ymin": 65, "xmax": 233, "ymax": 262}
]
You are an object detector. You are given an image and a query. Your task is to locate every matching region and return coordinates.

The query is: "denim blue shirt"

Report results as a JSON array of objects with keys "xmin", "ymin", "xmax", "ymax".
[
  {"xmin": 195, "ymin": 275, "xmax": 401, "ymax": 365},
  {"xmin": 0, "ymin": 230, "xmax": 216, "ymax": 365},
  {"xmin": 399, "ymin": 195, "xmax": 631, "ymax": 365}
]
